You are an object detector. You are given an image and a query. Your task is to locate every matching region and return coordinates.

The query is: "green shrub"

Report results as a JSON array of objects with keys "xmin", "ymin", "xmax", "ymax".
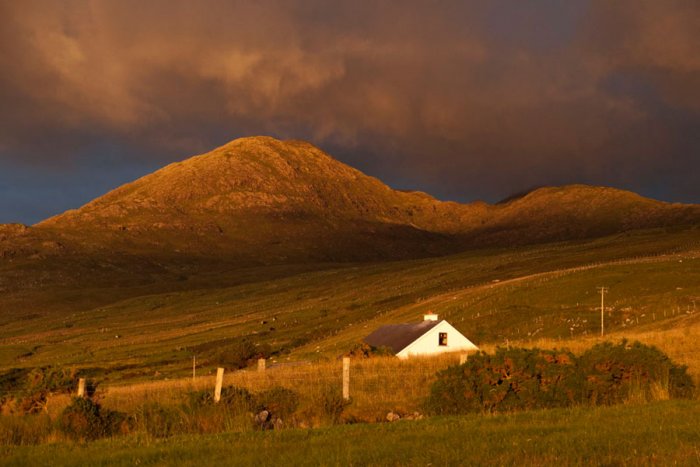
[
  {"xmin": 177, "ymin": 386, "xmax": 256, "ymax": 434},
  {"xmin": 425, "ymin": 348, "xmax": 582, "ymax": 415},
  {"xmin": 0, "ymin": 367, "xmax": 78, "ymax": 415},
  {"xmin": 202, "ymin": 340, "xmax": 272, "ymax": 370},
  {"xmin": 255, "ymin": 387, "xmax": 299, "ymax": 419},
  {"xmin": 318, "ymin": 387, "xmax": 351, "ymax": 424},
  {"xmin": 579, "ymin": 340, "xmax": 695, "ymax": 404},
  {"xmin": 344, "ymin": 343, "xmax": 394, "ymax": 358},
  {"xmin": 425, "ymin": 341, "xmax": 695, "ymax": 416},
  {"xmin": 57, "ymin": 397, "xmax": 126, "ymax": 441},
  {"xmin": 132, "ymin": 402, "xmax": 180, "ymax": 438},
  {"xmin": 668, "ymin": 365, "xmax": 695, "ymax": 399},
  {"xmin": 187, "ymin": 385, "xmax": 254, "ymax": 412},
  {"xmin": 186, "ymin": 389, "xmax": 214, "ymax": 407}
]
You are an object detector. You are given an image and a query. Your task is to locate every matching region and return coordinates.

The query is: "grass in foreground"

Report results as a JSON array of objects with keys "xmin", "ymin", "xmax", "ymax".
[{"xmin": 2, "ymin": 400, "xmax": 700, "ymax": 466}]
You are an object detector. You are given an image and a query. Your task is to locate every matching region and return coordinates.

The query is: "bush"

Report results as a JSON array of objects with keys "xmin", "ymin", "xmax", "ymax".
[
  {"xmin": 344, "ymin": 343, "xmax": 394, "ymax": 358},
  {"xmin": 668, "ymin": 365, "xmax": 695, "ymax": 399},
  {"xmin": 425, "ymin": 348, "xmax": 582, "ymax": 415},
  {"xmin": 579, "ymin": 340, "xmax": 695, "ymax": 404},
  {"xmin": 202, "ymin": 340, "xmax": 271, "ymax": 370},
  {"xmin": 187, "ymin": 385, "xmax": 254, "ymax": 412},
  {"xmin": 132, "ymin": 402, "xmax": 179, "ymax": 438},
  {"xmin": 57, "ymin": 397, "xmax": 126, "ymax": 441},
  {"xmin": 0, "ymin": 367, "xmax": 78, "ymax": 415},
  {"xmin": 255, "ymin": 387, "xmax": 299, "ymax": 419},
  {"xmin": 318, "ymin": 387, "xmax": 350, "ymax": 424},
  {"xmin": 425, "ymin": 341, "xmax": 694, "ymax": 415}
]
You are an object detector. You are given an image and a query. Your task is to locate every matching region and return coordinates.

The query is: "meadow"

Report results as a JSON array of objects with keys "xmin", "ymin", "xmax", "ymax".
[
  {"xmin": 1, "ymin": 227, "xmax": 700, "ymax": 464},
  {"xmin": 3, "ymin": 400, "xmax": 700, "ymax": 466},
  {"xmin": 82, "ymin": 318, "xmax": 700, "ymax": 429},
  {"xmin": 1, "ymin": 227, "xmax": 698, "ymax": 384}
]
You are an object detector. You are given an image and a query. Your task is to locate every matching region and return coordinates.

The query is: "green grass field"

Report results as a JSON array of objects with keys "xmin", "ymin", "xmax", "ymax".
[
  {"xmin": 3, "ymin": 400, "xmax": 700, "ymax": 466},
  {"xmin": 1, "ymin": 227, "xmax": 699, "ymax": 382},
  {"xmin": 2, "ymin": 228, "xmax": 700, "ymax": 463}
]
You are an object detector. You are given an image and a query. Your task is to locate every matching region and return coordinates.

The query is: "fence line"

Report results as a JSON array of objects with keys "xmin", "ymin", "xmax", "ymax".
[{"xmin": 98, "ymin": 353, "xmax": 469, "ymax": 415}]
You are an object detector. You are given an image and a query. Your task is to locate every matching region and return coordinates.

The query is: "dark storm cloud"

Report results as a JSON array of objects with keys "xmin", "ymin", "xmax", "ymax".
[{"xmin": 0, "ymin": 0, "xmax": 699, "ymax": 223}]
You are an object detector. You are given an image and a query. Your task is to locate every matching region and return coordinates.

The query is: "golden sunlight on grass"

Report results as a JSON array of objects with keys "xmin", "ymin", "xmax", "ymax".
[
  {"xmin": 100, "ymin": 353, "xmax": 465, "ymax": 420},
  {"xmin": 512, "ymin": 319, "xmax": 700, "ymax": 379},
  {"xmin": 98, "ymin": 326, "xmax": 700, "ymax": 424}
]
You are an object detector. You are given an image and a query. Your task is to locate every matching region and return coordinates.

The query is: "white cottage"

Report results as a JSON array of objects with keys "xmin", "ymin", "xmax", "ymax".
[{"xmin": 364, "ymin": 313, "xmax": 479, "ymax": 359}]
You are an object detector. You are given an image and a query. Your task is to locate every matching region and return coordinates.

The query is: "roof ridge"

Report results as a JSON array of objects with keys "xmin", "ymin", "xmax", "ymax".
[{"xmin": 364, "ymin": 320, "xmax": 442, "ymax": 353}]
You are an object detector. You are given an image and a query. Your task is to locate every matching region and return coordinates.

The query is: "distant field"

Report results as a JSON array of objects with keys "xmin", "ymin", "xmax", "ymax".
[
  {"xmin": 3, "ymin": 401, "xmax": 700, "ymax": 466},
  {"xmin": 0, "ymin": 228, "xmax": 699, "ymax": 383},
  {"xmin": 301, "ymin": 245, "xmax": 700, "ymax": 374}
]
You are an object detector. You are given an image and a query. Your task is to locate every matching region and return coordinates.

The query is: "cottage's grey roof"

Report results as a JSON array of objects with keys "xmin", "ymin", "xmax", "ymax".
[{"xmin": 364, "ymin": 320, "xmax": 442, "ymax": 354}]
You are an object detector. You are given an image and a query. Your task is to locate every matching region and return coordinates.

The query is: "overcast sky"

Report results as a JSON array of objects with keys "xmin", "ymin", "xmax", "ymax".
[{"xmin": 1, "ymin": 0, "xmax": 699, "ymax": 224}]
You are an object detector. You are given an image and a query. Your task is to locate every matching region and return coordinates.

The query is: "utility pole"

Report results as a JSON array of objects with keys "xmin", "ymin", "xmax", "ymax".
[{"xmin": 597, "ymin": 287, "xmax": 609, "ymax": 337}]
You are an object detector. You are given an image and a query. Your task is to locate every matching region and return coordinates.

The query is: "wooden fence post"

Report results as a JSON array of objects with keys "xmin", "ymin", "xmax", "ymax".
[
  {"xmin": 342, "ymin": 357, "xmax": 350, "ymax": 400},
  {"xmin": 214, "ymin": 367, "xmax": 224, "ymax": 403},
  {"xmin": 258, "ymin": 358, "xmax": 266, "ymax": 372},
  {"xmin": 77, "ymin": 378, "xmax": 86, "ymax": 397},
  {"xmin": 459, "ymin": 353, "xmax": 468, "ymax": 365}
]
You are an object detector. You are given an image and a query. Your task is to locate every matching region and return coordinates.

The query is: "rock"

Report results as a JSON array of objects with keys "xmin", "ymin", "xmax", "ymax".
[
  {"xmin": 255, "ymin": 410, "xmax": 270, "ymax": 424},
  {"xmin": 386, "ymin": 411, "xmax": 401, "ymax": 422},
  {"xmin": 405, "ymin": 412, "xmax": 423, "ymax": 420}
]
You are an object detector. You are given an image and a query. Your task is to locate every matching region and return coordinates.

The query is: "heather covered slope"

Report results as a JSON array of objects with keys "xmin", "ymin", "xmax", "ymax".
[
  {"xmin": 29, "ymin": 136, "xmax": 700, "ymax": 261},
  {"xmin": 465, "ymin": 185, "xmax": 700, "ymax": 245},
  {"xmin": 1, "ymin": 136, "xmax": 699, "ymax": 318},
  {"xmin": 36, "ymin": 136, "xmax": 469, "ymax": 262},
  {"xmin": 0, "ymin": 137, "xmax": 700, "ymax": 311},
  {"xmin": 1, "ymin": 136, "xmax": 699, "ymax": 314}
]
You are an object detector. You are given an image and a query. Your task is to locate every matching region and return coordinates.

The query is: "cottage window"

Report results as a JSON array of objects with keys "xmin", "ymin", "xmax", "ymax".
[{"xmin": 438, "ymin": 332, "xmax": 448, "ymax": 346}]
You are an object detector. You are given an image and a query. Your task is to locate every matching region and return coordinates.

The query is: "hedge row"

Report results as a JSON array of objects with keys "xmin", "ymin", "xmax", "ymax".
[{"xmin": 426, "ymin": 340, "xmax": 695, "ymax": 415}]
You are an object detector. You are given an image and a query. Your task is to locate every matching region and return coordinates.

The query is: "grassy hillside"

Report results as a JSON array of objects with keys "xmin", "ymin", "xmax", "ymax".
[
  {"xmin": 299, "ymin": 237, "xmax": 700, "ymax": 361},
  {"xmin": 2, "ymin": 137, "xmax": 700, "ymax": 384},
  {"xmin": 1, "ymin": 227, "xmax": 698, "ymax": 382},
  {"xmin": 3, "ymin": 401, "xmax": 700, "ymax": 466},
  {"xmin": 3, "ymin": 136, "xmax": 700, "ymax": 299}
]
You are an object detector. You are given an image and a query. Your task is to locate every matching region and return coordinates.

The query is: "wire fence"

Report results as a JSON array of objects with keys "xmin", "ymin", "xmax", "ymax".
[{"xmin": 100, "ymin": 353, "xmax": 465, "ymax": 417}]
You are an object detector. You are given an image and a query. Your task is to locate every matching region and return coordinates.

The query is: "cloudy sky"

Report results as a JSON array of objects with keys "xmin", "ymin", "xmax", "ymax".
[{"xmin": 1, "ymin": 0, "xmax": 699, "ymax": 224}]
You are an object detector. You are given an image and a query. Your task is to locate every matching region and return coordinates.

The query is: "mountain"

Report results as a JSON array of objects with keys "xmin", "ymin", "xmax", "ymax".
[
  {"xmin": 1, "ymin": 136, "xmax": 700, "ymax": 374},
  {"xmin": 36, "ymin": 136, "xmax": 468, "ymax": 263},
  {"xmin": 1, "ymin": 136, "xmax": 698, "ymax": 267},
  {"xmin": 35, "ymin": 136, "xmax": 700, "ymax": 252},
  {"xmin": 460, "ymin": 184, "xmax": 700, "ymax": 245}
]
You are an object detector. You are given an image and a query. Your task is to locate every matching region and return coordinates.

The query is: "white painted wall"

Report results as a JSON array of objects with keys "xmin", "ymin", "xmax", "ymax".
[{"xmin": 396, "ymin": 320, "xmax": 479, "ymax": 359}]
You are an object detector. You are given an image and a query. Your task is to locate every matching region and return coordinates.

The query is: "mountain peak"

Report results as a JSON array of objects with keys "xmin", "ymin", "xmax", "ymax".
[
  {"xmin": 32, "ymin": 137, "xmax": 700, "ymax": 263},
  {"xmin": 37, "ymin": 137, "xmax": 456, "ymax": 261},
  {"xmin": 41, "ymin": 136, "xmax": 365, "ymax": 226}
]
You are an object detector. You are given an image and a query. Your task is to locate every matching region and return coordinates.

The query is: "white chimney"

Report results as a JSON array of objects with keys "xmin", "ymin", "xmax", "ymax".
[{"xmin": 423, "ymin": 312, "xmax": 438, "ymax": 321}]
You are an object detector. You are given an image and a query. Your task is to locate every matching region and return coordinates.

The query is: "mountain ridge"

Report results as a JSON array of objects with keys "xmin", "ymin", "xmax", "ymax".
[{"xmin": 2, "ymin": 136, "xmax": 699, "ymax": 266}]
